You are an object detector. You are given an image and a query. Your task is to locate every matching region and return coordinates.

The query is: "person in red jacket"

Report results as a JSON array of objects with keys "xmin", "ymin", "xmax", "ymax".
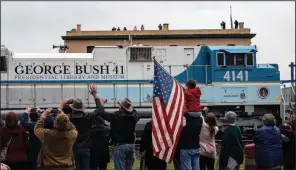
[
  {"xmin": 0, "ymin": 112, "xmax": 28, "ymax": 169},
  {"xmin": 185, "ymin": 80, "xmax": 202, "ymax": 112}
]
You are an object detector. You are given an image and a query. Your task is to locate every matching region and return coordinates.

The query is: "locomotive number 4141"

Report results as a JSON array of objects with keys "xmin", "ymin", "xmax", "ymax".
[{"xmin": 223, "ymin": 70, "xmax": 249, "ymax": 81}]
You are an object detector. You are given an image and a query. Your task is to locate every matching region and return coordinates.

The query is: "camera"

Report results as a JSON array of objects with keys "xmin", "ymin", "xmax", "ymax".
[{"xmin": 51, "ymin": 108, "xmax": 59, "ymax": 114}]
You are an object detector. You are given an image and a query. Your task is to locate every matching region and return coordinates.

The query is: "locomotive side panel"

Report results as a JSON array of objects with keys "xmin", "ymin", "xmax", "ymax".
[{"xmin": 1, "ymin": 46, "xmax": 281, "ymax": 113}]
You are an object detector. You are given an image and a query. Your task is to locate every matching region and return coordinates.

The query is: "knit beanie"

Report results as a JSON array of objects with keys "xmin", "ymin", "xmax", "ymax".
[{"xmin": 54, "ymin": 114, "xmax": 70, "ymax": 131}]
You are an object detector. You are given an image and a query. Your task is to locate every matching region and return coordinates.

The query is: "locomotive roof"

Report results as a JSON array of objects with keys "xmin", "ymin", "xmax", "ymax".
[
  {"xmin": 12, "ymin": 53, "xmax": 93, "ymax": 59},
  {"xmin": 207, "ymin": 45, "xmax": 256, "ymax": 53}
]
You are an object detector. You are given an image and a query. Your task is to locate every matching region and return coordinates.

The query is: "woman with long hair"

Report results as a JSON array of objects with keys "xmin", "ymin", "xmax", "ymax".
[{"xmin": 199, "ymin": 113, "xmax": 219, "ymax": 170}]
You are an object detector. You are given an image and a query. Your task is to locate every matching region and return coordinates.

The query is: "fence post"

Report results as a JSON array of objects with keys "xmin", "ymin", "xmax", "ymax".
[
  {"xmin": 205, "ymin": 65, "xmax": 208, "ymax": 84},
  {"xmin": 139, "ymin": 83, "xmax": 142, "ymax": 107},
  {"xmin": 61, "ymin": 84, "xmax": 64, "ymax": 101},
  {"xmin": 185, "ymin": 65, "xmax": 189, "ymax": 82},
  {"xmin": 33, "ymin": 84, "xmax": 36, "ymax": 108},
  {"xmin": 113, "ymin": 83, "xmax": 116, "ymax": 107},
  {"xmin": 87, "ymin": 83, "xmax": 90, "ymax": 108},
  {"xmin": 6, "ymin": 84, "xmax": 9, "ymax": 109}
]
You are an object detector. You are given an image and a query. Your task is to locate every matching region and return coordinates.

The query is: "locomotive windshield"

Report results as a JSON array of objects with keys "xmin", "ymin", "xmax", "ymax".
[{"xmin": 217, "ymin": 52, "xmax": 254, "ymax": 66}]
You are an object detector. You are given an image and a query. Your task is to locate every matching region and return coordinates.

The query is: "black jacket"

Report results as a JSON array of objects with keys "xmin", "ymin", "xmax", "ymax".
[
  {"xmin": 280, "ymin": 127, "xmax": 296, "ymax": 170},
  {"xmin": 140, "ymin": 121, "xmax": 167, "ymax": 170},
  {"xmin": 69, "ymin": 98, "xmax": 105, "ymax": 149},
  {"xmin": 89, "ymin": 123, "xmax": 110, "ymax": 168},
  {"xmin": 94, "ymin": 100, "xmax": 139, "ymax": 144},
  {"xmin": 178, "ymin": 112, "xmax": 203, "ymax": 149}
]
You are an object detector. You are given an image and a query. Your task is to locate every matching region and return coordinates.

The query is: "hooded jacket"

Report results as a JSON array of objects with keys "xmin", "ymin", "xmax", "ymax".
[
  {"xmin": 185, "ymin": 87, "xmax": 201, "ymax": 112},
  {"xmin": 253, "ymin": 125, "xmax": 283, "ymax": 169},
  {"xmin": 34, "ymin": 115, "xmax": 78, "ymax": 169},
  {"xmin": 0, "ymin": 125, "xmax": 27, "ymax": 163}
]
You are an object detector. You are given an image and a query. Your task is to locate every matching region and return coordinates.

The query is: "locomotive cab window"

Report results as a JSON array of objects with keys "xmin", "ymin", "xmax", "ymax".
[
  {"xmin": 224, "ymin": 53, "xmax": 254, "ymax": 66},
  {"xmin": 0, "ymin": 56, "xmax": 7, "ymax": 72},
  {"xmin": 226, "ymin": 53, "xmax": 235, "ymax": 66},
  {"xmin": 246, "ymin": 53, "xmax": 254, "ymax": 66},
  {"xmin": 235, "ymin": 53, "xmax": 245, "ymax": 66},
  {"xmin": 130, "ymin": 47, "xmax": 152, "ymax": 61},
  {"xmin": 216, "ymin": 52, "xmax": 225, "ymax": 66}
]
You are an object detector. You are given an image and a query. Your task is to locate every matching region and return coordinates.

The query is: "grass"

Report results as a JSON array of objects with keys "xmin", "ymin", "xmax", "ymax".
[{"xmin": 107, "ymin": 160, "xmax": 245, "ymax": 170}]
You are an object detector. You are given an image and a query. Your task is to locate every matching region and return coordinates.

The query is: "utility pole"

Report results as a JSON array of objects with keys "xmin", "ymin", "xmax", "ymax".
[{"xmin": 230, "ymin": 6, "xmax": 233, "ymax": 29}]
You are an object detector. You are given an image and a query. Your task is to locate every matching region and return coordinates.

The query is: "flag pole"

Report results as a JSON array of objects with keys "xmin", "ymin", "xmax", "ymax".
[{"xmin": 230, "ymin": 6, "xmax": 233, "ymax": 29}]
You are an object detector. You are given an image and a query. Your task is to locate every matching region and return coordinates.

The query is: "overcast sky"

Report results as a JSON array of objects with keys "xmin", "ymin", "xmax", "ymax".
[{"xmin": 1, "ymin": 1, "xmax": 295, "ymax": 81}]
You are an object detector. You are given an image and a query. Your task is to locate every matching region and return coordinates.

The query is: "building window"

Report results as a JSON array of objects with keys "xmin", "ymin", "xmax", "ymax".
[
  {"xmin": 130, "ymin": 47, "xmax": 152, "ymax": 61},
  {"xmin": 216, "ymin": 52, "xmax": 225, "ymax": 66},
  {"xmin": 0, "ymin": 56, "xmax": 7, "ymax": 72},
  {"xmin": 224, "ymin": 53, "xmax": 254, "ymax": 66},
  {"xmin": 86, "ymin": 46, "xmax": 95, "ymax": 53}
]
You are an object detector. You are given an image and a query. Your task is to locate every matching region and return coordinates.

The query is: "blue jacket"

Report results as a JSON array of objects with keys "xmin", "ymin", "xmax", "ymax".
[{"xmin": 253, "ymin": 125, "xmax": 283, "ymax": 168}]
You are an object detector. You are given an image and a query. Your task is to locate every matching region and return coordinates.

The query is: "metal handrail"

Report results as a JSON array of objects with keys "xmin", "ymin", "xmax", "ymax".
[
  {"xmin": 280, "ymin": 84, "xmax": 286, "ymax": 121},
  {"xmin": 291, "ymin": 85, "xmax": 295, "ymax": 95}
]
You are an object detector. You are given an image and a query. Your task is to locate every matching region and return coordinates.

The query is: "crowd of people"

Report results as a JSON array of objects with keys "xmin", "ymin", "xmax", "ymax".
[{"xmin": 0, "ymin": 81, "xmax": 295, "ymax": 170}]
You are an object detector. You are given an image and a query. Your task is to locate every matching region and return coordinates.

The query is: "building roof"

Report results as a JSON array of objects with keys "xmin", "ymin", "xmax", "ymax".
[{"xmin": 62, "ymin": 28, "xmax": 256, "ymax": 40}]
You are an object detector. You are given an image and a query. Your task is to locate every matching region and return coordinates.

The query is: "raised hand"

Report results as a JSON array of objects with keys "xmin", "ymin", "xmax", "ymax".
[
  {"xmin": 100, "ymin": 98, "xmax": 107, "ymax": 105},
  {"xmin": 89, "ymin": 84, "xmax": 97, "ymax": 96},
  {"xmin": 25, "ymin": 107, "xmax": 31, "ymax": 114},
  {"xmin": 58, "ymin": 108, "xmax": 65, "ymax": 115},
  {"xmin": 36, "ymin": 107, "xmax": 44, "ymax": 113},
  {"xmin": 41, "ymin": 108, "xmax": 52, "ymax": 119},
  {"xmin": 59, "ymin": 98, "xmax": 68, "ymax": 109}
]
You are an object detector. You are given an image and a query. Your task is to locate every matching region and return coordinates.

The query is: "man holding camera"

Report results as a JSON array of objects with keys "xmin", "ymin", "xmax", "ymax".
[{"xmin": 34, "ymin": 108, "xmax": 78, "ymax": 170}]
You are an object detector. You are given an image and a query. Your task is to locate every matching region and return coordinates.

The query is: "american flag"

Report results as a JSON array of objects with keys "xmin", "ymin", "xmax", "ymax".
[{"xmin": 152, "ymin": 59, "xmax": 185, "ymax": 163}]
